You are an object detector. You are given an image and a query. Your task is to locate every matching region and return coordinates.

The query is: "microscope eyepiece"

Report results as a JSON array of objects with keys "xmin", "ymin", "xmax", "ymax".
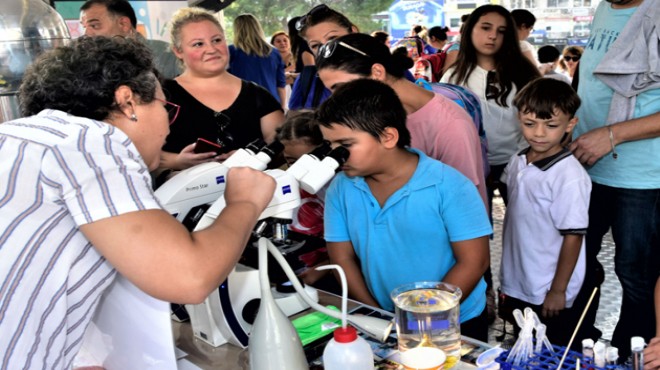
[
  {"xmin": 245, "ymin": 138, "xmax": 267, "ymax": 153},
  {"xmin": 308, "ymin": 141, "xmax": 332, "ymax": 160},
  {"xmin": 326, "ymin": 146, "xmax": 349, "ymax": 168},
  {"xmin": 260, "ymin": 140, "xmax": 284, "ymax": 159}
]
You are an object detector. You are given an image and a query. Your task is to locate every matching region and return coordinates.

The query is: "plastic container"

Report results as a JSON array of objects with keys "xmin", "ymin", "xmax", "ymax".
[
  {"xmin": 495, "ymin": 344, "xmax": 620, "ymax": 370},
  {"xmin": 322, "ymin": 325, "xmax": 374, "ymax": 370},
  {"xmin": 631, "ymin": 336, "xmax": 645, "ymax": 370}
]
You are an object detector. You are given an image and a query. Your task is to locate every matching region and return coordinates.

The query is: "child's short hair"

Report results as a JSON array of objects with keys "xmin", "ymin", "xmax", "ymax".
[
  {"xmin": 514, "ymin": 78, "xmax": 581, "ymax": 119},
  {"xmin": 537, "ymin": 45, "xmax": 561, "ymax": 64},
  {"xmin": 315, "ymin": 79, "xmax": 411, "ymax": 148},
  {"xmin": 276, "ymin": 110, "xmax": 324, "ymax": 146}
]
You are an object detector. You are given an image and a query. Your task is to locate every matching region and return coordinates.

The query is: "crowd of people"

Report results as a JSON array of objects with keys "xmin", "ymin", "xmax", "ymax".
[{"xmin": 0, "ymin": 0, "xmax": 658, "ymax": 368}]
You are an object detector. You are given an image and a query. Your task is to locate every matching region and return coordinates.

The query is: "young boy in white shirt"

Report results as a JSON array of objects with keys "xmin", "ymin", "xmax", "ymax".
[{"xmin": 499, "ymin": 78, "xmax": 591, "ymax": 347}]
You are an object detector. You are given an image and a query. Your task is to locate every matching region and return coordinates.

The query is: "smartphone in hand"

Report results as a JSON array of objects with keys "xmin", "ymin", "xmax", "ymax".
[{"xmin": 193, "ymin": 138, "xmax": 231, "ymax": 155}]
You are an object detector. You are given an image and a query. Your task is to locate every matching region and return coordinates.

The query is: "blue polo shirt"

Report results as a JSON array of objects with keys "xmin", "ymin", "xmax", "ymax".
[{"xmin": 324, "ymin": 149, "xmax": 492, "ymax": 321}]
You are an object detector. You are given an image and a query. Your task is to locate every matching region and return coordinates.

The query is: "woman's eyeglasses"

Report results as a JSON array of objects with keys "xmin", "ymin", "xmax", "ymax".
[
  {"xmin": 214, "ymin": 111, "xmax": 234, "ymax": 147},
  {"xmin": 154, "ymin": 98, "xmax": 180, "ymax": 125},
  {"xmin": 486, "ymin": 71, "xmax": 500, "ymax": 100},
  {"xmin": 318, "ymin": 40, "xmax": 369, "ymax": 60},
  {"xmin": 564, "ymin": 55, "xmax": 581, "ymax": 62},
  {"xmin": 295, "ymin": 4, "xmax": 330, "ymax": 31}
]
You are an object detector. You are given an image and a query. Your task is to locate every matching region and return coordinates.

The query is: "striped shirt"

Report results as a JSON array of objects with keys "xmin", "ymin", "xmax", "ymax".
[{"xmin": 0, "ymin": 110, "xmax": 161, "ymax": 369}]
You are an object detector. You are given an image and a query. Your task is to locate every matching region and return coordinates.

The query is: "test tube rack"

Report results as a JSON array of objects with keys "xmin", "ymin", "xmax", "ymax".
[{"xmin": 495, "ymin": 344, "xmax": 621, "ymax": 370}]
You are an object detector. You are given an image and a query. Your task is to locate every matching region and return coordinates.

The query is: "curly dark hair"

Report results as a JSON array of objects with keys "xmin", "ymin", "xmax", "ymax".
[{"xmin": 19, "ymin": 36, "xmax": 158, "ymax": 120}]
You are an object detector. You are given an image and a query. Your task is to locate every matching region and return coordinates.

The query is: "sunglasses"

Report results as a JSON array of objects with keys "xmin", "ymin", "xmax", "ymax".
[
  {"xmin": 214, "ymin": 111, "xmax": 234, "ymax": 147},
  {"xmin": 564, "ymin": 56, "xmax": 580, "ymax": 62},
  {"xmin": 485, "ymin": 71, "xmax": 501, "ymax": 100},
  {"xmin": 318, "ymin": 40, "xmax": 369, "ymax": 60},
  {"xmin": 154, "ymin": 97, "xmax": 180, "ymax": 125},
  {"xmin": 295, "ymin": 4, "xmax": 330, "ymax": 32}
]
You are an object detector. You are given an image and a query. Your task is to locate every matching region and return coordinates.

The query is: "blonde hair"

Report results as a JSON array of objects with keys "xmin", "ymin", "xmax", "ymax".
[
  {"xmin": 270, "ymin": 30, "xmax": 288, "ymax": 45},
  {"xmin": 233, "ymin": 14, "xmax": 271, "ymax": 57},
  {"xmin": 169, "ymin": 7, "xmax": 224, "ymax": 50}
]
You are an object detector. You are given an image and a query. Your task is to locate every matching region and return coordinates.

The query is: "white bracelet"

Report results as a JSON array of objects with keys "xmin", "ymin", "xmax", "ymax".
[{"xmin": 608, "ymin": 126, "xmax": 618, "ymax": 160}]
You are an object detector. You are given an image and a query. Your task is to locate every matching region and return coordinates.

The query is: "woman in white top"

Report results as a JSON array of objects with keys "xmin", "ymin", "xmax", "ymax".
[{"xmin": 441, "ymin": 4, "xmax": 539, "ymax": 208}]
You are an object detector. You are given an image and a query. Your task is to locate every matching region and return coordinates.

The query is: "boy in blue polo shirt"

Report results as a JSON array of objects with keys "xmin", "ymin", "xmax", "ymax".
[
  {"xmin": 499, "ymin": 78, "xmax": 591, "ymax": 347},
  {"xmin": 316, "ymin": 78, "xmax": 492, "ymax": 341}
]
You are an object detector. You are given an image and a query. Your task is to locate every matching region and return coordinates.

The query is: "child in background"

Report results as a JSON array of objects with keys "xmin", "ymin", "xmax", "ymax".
[
  {"xmin": 499, "ymin": 78, "xmax": 591, "ymax": 347},
  {"xmin": 537, "ymin": 45, "xmax": 572, "ymax": 85},
  {"xmin": 276, "ymin": 110, "xmax": 326, "ymax": 237},
  {"xmin": 317, "ymin": 78, "xmax": 492, "ymax": 341},
  {"xmin": 276, "ymin": 111, "xmax": 338, "ymax": 292}
]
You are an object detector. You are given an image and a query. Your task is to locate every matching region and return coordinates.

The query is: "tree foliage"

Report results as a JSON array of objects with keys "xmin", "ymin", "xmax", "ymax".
[{"xmin": 222, "ymin": 0, "xmax": 392, "ymax": 41}]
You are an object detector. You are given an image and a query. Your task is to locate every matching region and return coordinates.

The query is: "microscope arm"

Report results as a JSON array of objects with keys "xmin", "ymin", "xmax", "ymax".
[{"xmin": 194, "ymin": 169, "xmax": 301, "ymax": 232}]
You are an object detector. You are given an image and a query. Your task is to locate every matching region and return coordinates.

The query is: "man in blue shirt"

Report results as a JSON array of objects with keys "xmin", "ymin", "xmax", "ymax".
[{"xmin": 570, "ymin": 0, "xmax": 660, "ymax": 358}]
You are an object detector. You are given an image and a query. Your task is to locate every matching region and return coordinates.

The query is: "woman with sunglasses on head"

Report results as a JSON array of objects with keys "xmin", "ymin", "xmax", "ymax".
[
  {"xmin": 288, "ymin": 4, "xmax": 357, "ymax": 109},
  {"xmin": 157, "ymin": 7, "xmax": 285, "ymax": 174},
  {"xmin": 441, "ymin": 4, "xmax": 540, "ymax": 210},
  {"xmin": 316, "ymin": 33, "xmax": 488, "ymax": 211},
  {"xmin": 0, "ymin": 36, "xmax": 276, "ymax": 368}
]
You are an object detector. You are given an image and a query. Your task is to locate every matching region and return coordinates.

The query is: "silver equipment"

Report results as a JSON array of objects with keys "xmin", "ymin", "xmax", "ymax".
[{"xmin": 0, "ymin": 0, "xmax": 71, "ymax": 123}]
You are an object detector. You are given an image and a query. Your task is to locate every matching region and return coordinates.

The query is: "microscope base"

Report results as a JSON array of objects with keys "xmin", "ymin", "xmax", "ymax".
[{"xmin": 186, "ymin": 264, "xmax": 319, "ymax": 348}]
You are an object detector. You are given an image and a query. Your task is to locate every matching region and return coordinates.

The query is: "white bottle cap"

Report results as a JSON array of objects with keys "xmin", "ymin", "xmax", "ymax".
[
  {"xmin": 631, "ymin": 336, "xmax": 646, "ymax": 351},
  {"xmin": 606, "ymin": 347, "xmax": 619, "ymax": 362},
  {"xmin": 582, "ymin": 338, "xmax": 594, "ymax": 348}
]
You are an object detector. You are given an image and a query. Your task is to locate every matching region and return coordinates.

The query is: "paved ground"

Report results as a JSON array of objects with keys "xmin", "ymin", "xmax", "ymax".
[{"xmin": 487, "ymin": 195, "xmax": 622, "ymax": 346}]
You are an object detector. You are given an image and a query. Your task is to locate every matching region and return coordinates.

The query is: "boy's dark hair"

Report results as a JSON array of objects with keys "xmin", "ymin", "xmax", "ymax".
[
  {"xmin": 511, "ymin": 9, "xmax": 536, "ymax": 29},
  {"xmin": 315, "ymin": 79, "xmax": 411, "ymax": 148},
  {"xmin": 514, "ymin": 78, "xmax": 581, "ymax": 119},
  {"xmin": 80, "ymin": 0, "xmax": 137, "ymax": 28},
  {"xmin": 537, "ymin": 45, "xmax": 561, "ymax": 64},
  {"xmin": 276, "ymin": 110, "xmax": 324, "ymax": 146}
]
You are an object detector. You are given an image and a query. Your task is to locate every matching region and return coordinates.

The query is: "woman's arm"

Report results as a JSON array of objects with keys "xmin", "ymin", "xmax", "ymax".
[
  {"xmin": 80, "ymin": 167, "xmax": 275, "ymax": 304},
  {"xmin": 260, "ymin": 109, "xmax": 285, "ymax": 144}
]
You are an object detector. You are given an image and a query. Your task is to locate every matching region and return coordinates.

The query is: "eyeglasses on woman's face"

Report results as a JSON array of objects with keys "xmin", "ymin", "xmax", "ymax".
[
  {"xmin": 318, "ymin": 40, "xmax": 369, "ymax": 60},
  {"xmin": 564, "ymin": 55, "xmax": 580, "ymax": 62},
  {"xmin": 154, "ymin": 98, "xmax": 180, "ymax": 125},
  {"xmin": 295, "ymin": 4, "xmax": 330, "ymax": 32}
]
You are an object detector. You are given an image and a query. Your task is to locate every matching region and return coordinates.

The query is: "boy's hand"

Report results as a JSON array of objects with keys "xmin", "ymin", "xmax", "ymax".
[
  {"xmin": 542, "ymin": 289, "xmax": 566, "ymax": 318},
  {"xmin": 644, "ymin": 337, "xmax": 660, "ymax": 370}
]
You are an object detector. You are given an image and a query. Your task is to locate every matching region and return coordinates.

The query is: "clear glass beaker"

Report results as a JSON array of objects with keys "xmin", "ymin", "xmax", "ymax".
[{"xmin": 391, "ymin": 281, "xmax": 462, "ymax": 369}]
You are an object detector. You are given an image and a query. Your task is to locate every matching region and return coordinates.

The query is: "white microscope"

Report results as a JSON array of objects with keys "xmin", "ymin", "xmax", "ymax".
[{"xmin": 155, "ymin": 141, "xmax": 349, "ymax": 348}]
